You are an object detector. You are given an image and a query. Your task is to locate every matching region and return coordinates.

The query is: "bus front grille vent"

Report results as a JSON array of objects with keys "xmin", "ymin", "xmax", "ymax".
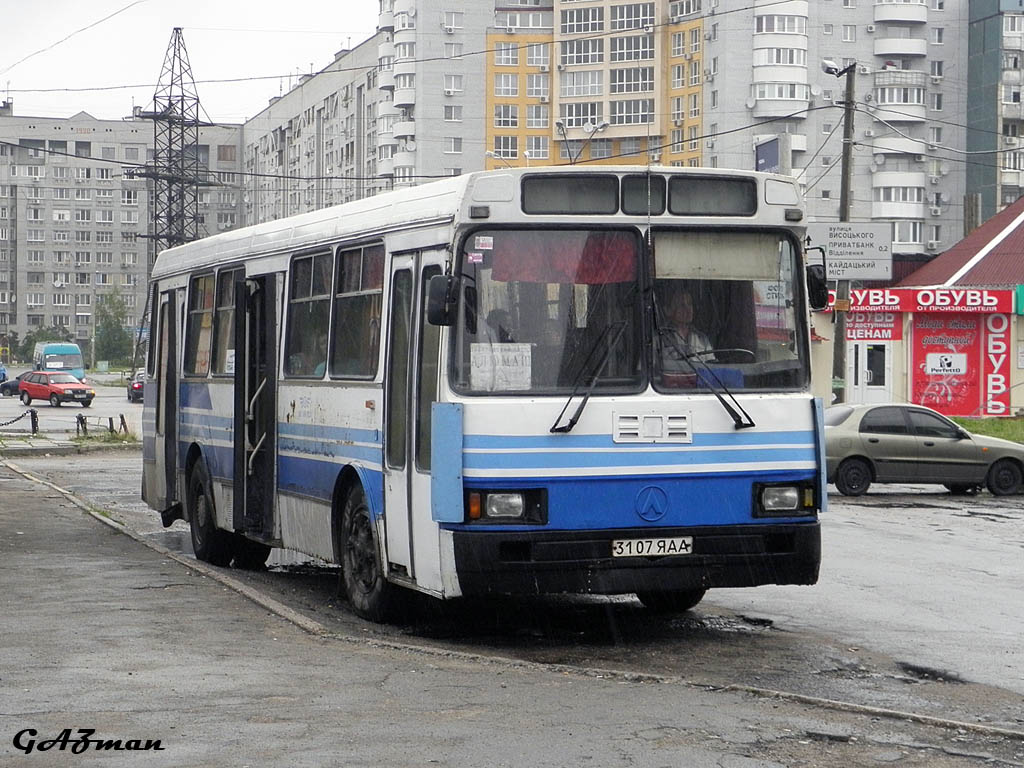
[{"xmin": 613, "ymin": 412, "xmax": 692, "ymax": 444}]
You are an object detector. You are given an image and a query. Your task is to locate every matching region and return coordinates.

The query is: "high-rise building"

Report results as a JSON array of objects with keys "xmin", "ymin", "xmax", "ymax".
[
  {"xmin": 0, "ymin": 100, "xmax": 242, "ymax": 350},
  {"xmin": 707, "ymin": 0, "xmax": 964, "ymax": 276},
  {"xmin": 967, "ymin": 1, "xmax": 1024, "ymax": 223}
]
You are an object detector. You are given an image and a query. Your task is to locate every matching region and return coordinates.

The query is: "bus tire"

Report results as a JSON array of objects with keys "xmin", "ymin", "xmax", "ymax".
[
  {"xmin": 231, "ymin": 535, "xmax": 272, "ymax": 570},
  {"xmin": 835, "ymin": 457, "xmax": 871, "ymax": 496},
  {"xmin": 187, "ymin": 462, "xmax": 232, "ymax": 566},
  {"xmin": 341, "ymin": 484, "xmax": 394, "ymax": 622},
  {"xmin": 636, "ymin": 589, "xmax": 706, "ymax": 613}
]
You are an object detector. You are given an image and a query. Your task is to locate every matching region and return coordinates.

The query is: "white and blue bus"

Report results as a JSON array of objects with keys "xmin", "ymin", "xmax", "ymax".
[{"xmin": 142, "ymin": 167, "xmax": 829, "ymax": 621}]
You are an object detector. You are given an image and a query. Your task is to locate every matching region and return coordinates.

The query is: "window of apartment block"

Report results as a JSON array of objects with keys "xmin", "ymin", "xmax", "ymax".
[
  {"xmin": 494, "ymin": 104, "xmax": 519, "ymax": 128},
  {"xmin": 443, "ymin": 42, "xmax": 462, "ymax": 59},
  {"xmin": 526, "ymin": 43, "xmax": 549, "ymax": 67},
  {"xmin": 561, "ymin": 6, "xmax": 603, "ymax": 34},
  {"xmin": 671, "ymin": 64, "xmax": 685, "ymax": 89},
  {"xmin": 526, "ymin": 73, "xmax": 549, "ymax": 98},
  {"xmin": 519, "ymin": 105, "xmax": 545, "ymax": 130},
  {"xmin": 494, "ymin": 73, "xmax": 519, "ymax": 97},
  {"xmin": 495, "ymin": 42, "xmax": 519, "ymax": 66},
  {"xmin": 842, "ymin": 24, "xmax": 856, "ymax": 42},
  {"xmin": 443, "ymin": 74, "xmax": 463, "ymax": 92},
  {"xmin": 690, "ymin": 28, "xmax": 700, "ymax": 52},
  {"xmin": 1004, "ymin": 15, "xmax": 1023, "ymax": 33},
  {"xmin": 444, "ymin": 105, "xmax": 463, "ymax": 122},
  {"xmin": 931, "ymin": 27, "xmax": 944, "ymax": 44},
  {"xmin": 559, "ymin": 101, "xmax": 603, "ymax": 128},
  {"xmin": 589, "ymin": 138, "xmax": 612, "ymax": 158},
  {"xmin": 930, "ymin": 60, "xmax": 943, "ymax": 77},
  {"xmin": 610, "ymin": 33, "xmax": 654, "ymax": 62},
  {"xmin": 560, "ymin": 38, "xmax": 603, "ymax": 66},
  {"xmin": 444, "ymin": 137, "xmax": 463, "ymax": 154},
  {"xmin": 611, "ymin": 66, "xmax": 653, "ymax": 93},
  {"xmin": 671, "ymin": 32, "xmax": 686, "ymax": 57},
  {"xmin": 217, "ymin": 145, "xmax": 236, "ymax": 162},
  {"xmin": 690, "ymin": 60, "xmax": 700, "ymax": 85},
  {"xmin": 561, "ymin": 70, "xmax": 603, "ymax": 97},
  {"xmin": 689, "ymin": 92, "xmax": 700, "ymax": 117},
  {"xmin": 611, "ymin": 3, "xmax": 654, "ymax": 31},
  {"xmin": 929, "ymin": 126, "xmax": 942, "ymax": 144},
  {"xmin": 526, "ymin": 135, "xmax": 549, "ymax": 159},
  {"xmin": 610, "ymin": 98, "xmax": 654, "ymax": 125},
  {"xmin": 619, "ymin": 137, "xmax": 642, "ymax": 156},
  {"xmin": 493, "ymin": 136, "xmax": 518, "ymax": 159},
  {"xmin": 559, "ymin": 139, "xmax": 582, "ymax": 160}
]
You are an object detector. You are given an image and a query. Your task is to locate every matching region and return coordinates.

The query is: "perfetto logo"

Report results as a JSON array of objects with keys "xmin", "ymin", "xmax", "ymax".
[{"xmin": 12, "ymin": 728, "xmax": 165, "ymax": 756}]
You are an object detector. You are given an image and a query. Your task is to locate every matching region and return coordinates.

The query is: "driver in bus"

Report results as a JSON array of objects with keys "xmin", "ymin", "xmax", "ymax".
[{"xmin": 658, "ymin": 285, "xmax": 711, "ymax": 367}]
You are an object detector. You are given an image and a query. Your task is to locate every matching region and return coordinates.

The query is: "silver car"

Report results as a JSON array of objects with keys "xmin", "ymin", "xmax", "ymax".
[{"xmin": 825, "ymin": 403, "xmax": 1024, "ymax": 496}]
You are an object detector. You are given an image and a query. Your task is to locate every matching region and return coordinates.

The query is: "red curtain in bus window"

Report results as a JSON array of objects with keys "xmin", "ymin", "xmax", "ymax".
[{"xmin": 489, "ymin": 231, "xmax": 636, "ymax": 284}]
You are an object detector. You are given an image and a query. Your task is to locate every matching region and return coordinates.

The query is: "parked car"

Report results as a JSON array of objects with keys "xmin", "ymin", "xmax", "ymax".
[
  {"xmin": 0, "ymin": 372, "xmax": 30, "ymax": 397},
  {"xmin": 127, "ymin": 371, "xmax": 145, "ymax": 402},
  {"xmin": 825, "ymin": 403, "xmax": 1024, "ymax": 497},
  {"xmin": 18, "ymin": 371, "xmax": 95, "ymax": 408}
]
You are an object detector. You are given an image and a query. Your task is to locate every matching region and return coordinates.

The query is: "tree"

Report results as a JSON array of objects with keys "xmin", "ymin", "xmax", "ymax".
[{"xmin": 95, "ymin": 289, "xmax": 134, "ymax": 365}]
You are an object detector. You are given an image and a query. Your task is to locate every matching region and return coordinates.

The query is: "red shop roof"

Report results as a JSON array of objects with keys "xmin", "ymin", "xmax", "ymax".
[{"xmin": 898, "ymin": 195, "xmax": 1024, "ymax": 288}]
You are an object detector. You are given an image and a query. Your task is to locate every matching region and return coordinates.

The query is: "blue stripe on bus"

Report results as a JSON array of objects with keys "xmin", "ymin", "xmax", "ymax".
[
  {"xmin": 278, "ymin": 422, "xmax": 381, "ymax": 444},
  {"xmin": 278, "ymin": 455, "xmax": 384, "ymax": 519},
  {"xmin": 463, "ymin": 446, "xmax": 814, "ymax": 471},
  {"xmin": 279, "ymin": 436, "xmax": 382, "ymax": 464},
  {"xmin": 449, "ymin": 468, "xmax": 818, "ymax": 531},
  {"xmin": 463, "ymin": 430, "xmax": 814, "ymax": 451}
]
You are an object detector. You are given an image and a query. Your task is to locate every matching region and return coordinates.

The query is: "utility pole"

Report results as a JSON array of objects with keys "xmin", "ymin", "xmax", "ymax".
[{"xmin": 825, "ymin": 60, "xmax": 857, "ymax": 403}]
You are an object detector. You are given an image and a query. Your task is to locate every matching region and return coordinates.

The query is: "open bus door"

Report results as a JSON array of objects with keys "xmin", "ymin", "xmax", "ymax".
[
  {"xmin": 151, "ymin": 290, "xmax": 178, "ymax": 514},
  {"xmin": 232, "ymin": 275, "xmax": 278, "ymax": 541}
]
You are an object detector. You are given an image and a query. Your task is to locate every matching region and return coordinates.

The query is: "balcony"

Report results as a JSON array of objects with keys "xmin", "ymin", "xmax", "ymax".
[
  {"xmin": 752, "ymin": 98, "xmax": 809, "ymax": 120},
  {"xmin": 393, "ymin": 120, "xmax": 416, "ymax": 139},
  {"xmin": 874, "ymin": 36, "xmax": 927, "ymax": 57},
  {"xmin": 378, "ymin": 9, "xmax": 394, "ymax": 31},
  {"xmin": 377, "ymin": 157, "xmax": 394, "ymax": 176},
  {"xmin": 873, "ymin": 2, "xmax": 927, "ymax": 25},
  {"xmin": 870, "ymin": 102, "xmax": 926, "ymax": 122},
  {"xmin": 873, "ymin": 69, "xmax": 927, "ymax": 88},
  {"xmin": 393, "ymin": 88, "xmax": 416, "ymax": 108},
  {"xmin": 870, "ymin": 135, "xmax": 927, "ymax": 155},
  {"xmin": 378, "ymin": 69, "xmax": 395, "ymax": 91}
]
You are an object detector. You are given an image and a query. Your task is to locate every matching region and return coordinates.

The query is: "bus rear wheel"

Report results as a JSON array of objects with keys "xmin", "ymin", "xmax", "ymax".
[
  {"xmin": 341, "ymin": 484, "xmax": 394, "ymax": 622},
  {"xmin": 187, "ymin": 462, "xmax": 232, "ymax": 566},
  {"xmin": 636, "ymin": 589, "xmax": 707, "ymax": 613}
]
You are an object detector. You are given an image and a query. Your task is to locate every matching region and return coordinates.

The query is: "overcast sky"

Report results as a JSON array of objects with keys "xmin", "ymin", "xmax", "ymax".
[{"xmin": 0, "ymin": 0, "xmax": 380, "ymax": 123}]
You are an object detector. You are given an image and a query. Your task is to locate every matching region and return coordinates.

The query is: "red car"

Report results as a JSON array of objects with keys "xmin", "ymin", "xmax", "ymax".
[{"xmin": 19, "ymin": 371, "xmax": 95, "ymax": 407}]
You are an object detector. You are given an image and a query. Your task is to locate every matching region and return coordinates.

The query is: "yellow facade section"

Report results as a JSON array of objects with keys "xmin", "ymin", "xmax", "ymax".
[
  {"xmin": 662, "ymin": 18, "xmax": 703, "ymax": 167},
  {"xmin": 485, "ymin": 33, "xmax": 554, "ymax": 170}
]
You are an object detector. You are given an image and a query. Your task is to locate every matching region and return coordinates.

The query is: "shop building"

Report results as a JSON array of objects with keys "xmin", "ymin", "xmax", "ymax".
[{"xmin": 838, "ymin": 196, "xmax": 1024, "ymax": 417}]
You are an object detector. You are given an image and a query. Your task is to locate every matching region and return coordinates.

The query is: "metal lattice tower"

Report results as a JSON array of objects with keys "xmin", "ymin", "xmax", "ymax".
[{"xmin": 136, "ymin": 27, "xmax": 205, "ymax": 252}]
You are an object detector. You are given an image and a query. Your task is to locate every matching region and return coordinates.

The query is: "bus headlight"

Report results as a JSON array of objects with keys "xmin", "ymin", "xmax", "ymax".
[
  {"xmin": 486, "ymin": 493, "xmax": 525, "ymax": 518},
  {"xmin": 761, "ymin": 486, "xmax": 799, "ymax": 511},
  {"xmin": 754, "ymin": 483, "xmax": 816, "ymax": 517},
  {"xmin": 465, "ymin": 489, "xmax": 547, "ymax": 524}
]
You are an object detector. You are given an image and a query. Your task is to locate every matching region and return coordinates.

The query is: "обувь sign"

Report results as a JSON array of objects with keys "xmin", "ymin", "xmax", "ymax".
[{"xmin": 850, "ymin": 288, "xmax": 1013, "ymax": 313}]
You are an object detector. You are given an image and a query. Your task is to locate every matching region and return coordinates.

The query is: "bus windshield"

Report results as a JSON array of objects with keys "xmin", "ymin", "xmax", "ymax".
[
  {"xmin": 452, "ymin": 228, "xmax": 643, "ymax": 395},
  {"xmin": 44, "ymin": 352, "xmax": 85, "ymax": 370},
  {"xmin": 652, "ymin": 229, "xmax": 808, "ymax": 391}
]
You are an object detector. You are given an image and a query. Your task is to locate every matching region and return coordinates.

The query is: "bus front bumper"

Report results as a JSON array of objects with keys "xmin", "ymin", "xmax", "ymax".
[{"xmin": 451, "ymin": 522, "xmax": 820, "ymax": 596}]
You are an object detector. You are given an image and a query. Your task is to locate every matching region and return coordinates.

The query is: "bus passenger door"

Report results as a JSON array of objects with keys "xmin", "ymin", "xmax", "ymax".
[
  {"xmin": 233, "ymin": 275, "xmax": 278, "ymax": 540},
  {"xmin": 383, "ymin": 254, "xmax": 444, "ymax": 588},
  {"xmin": 152, "ymin": 291, "xmax": 179, "ymax": 510},
  {"xmin": 383, "ymin": 256, "xmax": 415, "ymax": 576}
]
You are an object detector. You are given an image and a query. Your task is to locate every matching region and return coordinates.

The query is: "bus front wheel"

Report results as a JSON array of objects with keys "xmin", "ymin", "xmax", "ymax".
[
  {"xmin": 636, "ymin": 589, "xmax": 706, "ymax": 613},
  {"xmin": 341, "ymin": 485, "xmax": 394, "ymax": 622},
  {"xmin": 187, "ymin": 462, "xmax": 232, "ymax": 566}
]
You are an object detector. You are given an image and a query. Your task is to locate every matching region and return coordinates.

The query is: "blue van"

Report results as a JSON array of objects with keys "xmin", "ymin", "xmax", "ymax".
[{"xmin": 33, "ymin": 342, "xmax": 86, "ymax": 382}]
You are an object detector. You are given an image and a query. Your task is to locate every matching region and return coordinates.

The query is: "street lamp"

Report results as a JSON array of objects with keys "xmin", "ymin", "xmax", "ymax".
[
  {"xmin": 822, "ymin": 58, "xmax": 857, "ymax": 403},
  {"xmin": 555, "ymin": 119, "xmax": 609, "ymax": 164},
  {"xmin": 485, "ymin": 150, "xmax": 515, "ymax": 168}
]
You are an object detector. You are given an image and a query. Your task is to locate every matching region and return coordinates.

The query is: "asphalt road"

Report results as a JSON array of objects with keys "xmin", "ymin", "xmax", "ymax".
[{"xmin": 3, "ymin": 456, "xmax": 1024, "ymax": 767}]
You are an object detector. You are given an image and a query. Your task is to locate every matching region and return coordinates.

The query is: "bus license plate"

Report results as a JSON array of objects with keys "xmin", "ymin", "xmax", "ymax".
[{"xmin": 612, "ymin": 537, "xmax": 693, "ymax": 558}]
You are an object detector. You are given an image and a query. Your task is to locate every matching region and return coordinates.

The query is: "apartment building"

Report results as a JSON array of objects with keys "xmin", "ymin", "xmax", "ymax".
[
  {"xmin": 967, "ymin": 0, "xmax": 1024, "ymax": 221},
  {"xmin": 706, "ymin": 0, "xmax": 965, "ymax": 271},
  {"xmin": 0, "ymin": 99, "xmax": 242, "ymax": 348},
  {"xmin": 483, "ymin": 0, "xmax": 704, "ymax": 170}
]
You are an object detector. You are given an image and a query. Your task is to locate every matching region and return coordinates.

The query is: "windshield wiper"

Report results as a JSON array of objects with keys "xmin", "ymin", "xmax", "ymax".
[
  {"xmin": 550, "ymin": 321, "xmax": 628, "ymax": 434},
  {"xmin": 655, "ymin": 328, "xmax": 756, "ymax": 431}
]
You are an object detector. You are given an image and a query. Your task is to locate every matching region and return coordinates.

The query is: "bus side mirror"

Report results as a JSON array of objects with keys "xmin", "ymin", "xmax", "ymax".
[
  {"xmin": 427, "ymin": 274, "xmax": 456, "ymax": 326},
  {"xmin": 806, "ymin": 264, "xmax": 829, "ymax": 310}
]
